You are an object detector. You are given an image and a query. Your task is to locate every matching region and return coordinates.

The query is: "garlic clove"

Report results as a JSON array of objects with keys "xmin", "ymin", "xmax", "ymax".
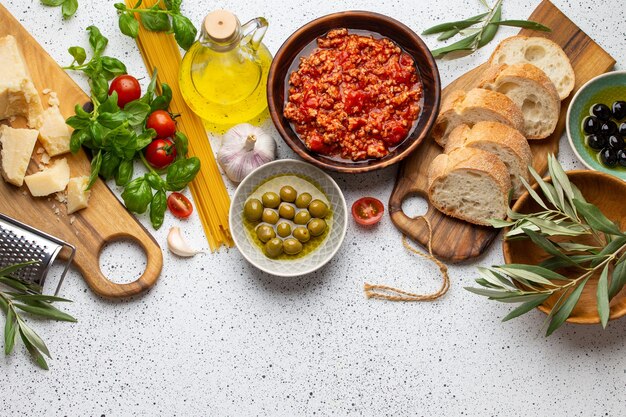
[{"xmin": 167, "ymin": 227, "xmax": 203, "ymax": 257}]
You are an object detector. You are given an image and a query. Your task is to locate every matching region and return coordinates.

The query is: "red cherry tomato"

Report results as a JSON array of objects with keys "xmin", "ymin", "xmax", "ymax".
[
  {"xmin": 108, "ymin": 75, "xmax": 141, "ymax": 108},
  {"xmin": 167, "ymin": 192, "xmax": 193, "ymax": 219},
  {"xmin": 144, "ymin": 138, "xmax": 177, "ymax": 169},
  {"xmin": 146, "ymin": 110, "xmax": 177, "ymax": 139},
  {"xmin": 351, "ymin": 197, "xmax": 384, "ymax": 226}
]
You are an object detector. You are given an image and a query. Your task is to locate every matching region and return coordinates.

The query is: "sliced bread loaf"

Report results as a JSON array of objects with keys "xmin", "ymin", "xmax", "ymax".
[
  {"xmin": 488, "ymin": 36, "xmax": 575, "ymax": 100},
  {"xmin": 428, "ymin": 147, "xmax": 511, "ymax": 226},
  {"xmin": 445, "ymin": 122, "xmax": 532, "ymax": 198},
  {"xmin": 478, "ymin": 63, "xmax": 560, "ymax": 139},
  {"xmin": 432, "ymin": 88, "xmax": 524, "ymax": 147}
]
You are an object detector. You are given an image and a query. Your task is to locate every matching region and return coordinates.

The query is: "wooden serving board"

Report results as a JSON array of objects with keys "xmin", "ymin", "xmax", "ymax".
[
  {"xmin": 389, "ymin": 0, "xmax": 616, "ymax": 262},
  {"xmin": 0, "ymin": 4, "xmax": 162, "ymax": 298}
]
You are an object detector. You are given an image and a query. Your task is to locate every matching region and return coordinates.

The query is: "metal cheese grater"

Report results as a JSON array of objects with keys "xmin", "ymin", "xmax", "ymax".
[{"xmin": 0, "ymin": 213, "xmax": 75, "ymax": 295}]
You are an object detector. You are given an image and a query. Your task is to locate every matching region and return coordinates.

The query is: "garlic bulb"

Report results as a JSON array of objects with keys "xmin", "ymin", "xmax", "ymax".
[
  {"xmin": 167, "ymin": 227, "xmax": 203, "ymax": 257},
  {"xmin": 217, "ymin": 123, "xmax": 276, "ymax": 183}
]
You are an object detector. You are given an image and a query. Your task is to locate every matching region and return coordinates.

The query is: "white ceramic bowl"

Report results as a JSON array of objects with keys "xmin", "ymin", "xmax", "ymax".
[{"xmin": 229, "ymin": 159, "xmax": 348, "ymax": 276}]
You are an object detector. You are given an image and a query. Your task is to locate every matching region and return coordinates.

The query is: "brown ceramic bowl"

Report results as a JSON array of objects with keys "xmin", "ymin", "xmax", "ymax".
[
  {"xmin": 267, "ymin": 11, "xmax": 441, "ymax": 173},
  {"xmin": 503, "ymin": 170, "xmax": 626, "ymax": 324}
]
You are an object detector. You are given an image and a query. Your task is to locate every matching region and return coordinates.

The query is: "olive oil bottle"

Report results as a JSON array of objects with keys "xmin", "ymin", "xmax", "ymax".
[{"xmin": 179, "ymin": 10, "xmax": 272, "ymax": 125}]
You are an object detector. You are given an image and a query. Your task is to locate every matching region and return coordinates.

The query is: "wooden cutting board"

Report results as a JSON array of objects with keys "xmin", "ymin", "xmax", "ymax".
[
  {"xmin": 389, "ymin": 0, "xmax": 616, "ymax": 262},
  {"xmin": 0, "ymin": 4, "xmax": 162, "ymax": 298}
]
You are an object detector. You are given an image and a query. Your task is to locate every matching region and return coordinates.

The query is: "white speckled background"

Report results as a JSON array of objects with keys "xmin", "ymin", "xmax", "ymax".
[{"xmin": 1, "ymin": 0, "xmax": 626, "ymax": 416}]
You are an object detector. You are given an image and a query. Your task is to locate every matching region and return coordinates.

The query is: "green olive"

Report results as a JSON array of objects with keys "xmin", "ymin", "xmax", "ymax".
[
  {"xmin": 295, "ymin": 192, "xmax": 312, "ymax": 209},
  {"xmin": 294, "ymin": 210, "xmax": 311, "ymax": 225},
  {"xmin": 261, "ymin": 208, "xmax": 279, "ymax": 224},
  {"xmin": 256, "ymin": 225, "xmax": 275, "ymax": 243},
  {"xmin": 308, "ymin": 200, "xmax": 329, "ymax": 218},
  {"xmin": 244, "ymin": 198, "xmax": 263, "ymax": 222},
  {"xmin": 265, "ymin": 238, "xmax": 284, "ymax": 258},
  {"xmin": 276, "ymin": 222, "xmax": 292, "ymax": 238},
  {"xmin": 278, "ymin": 203, "xmax": 295, "ymax": 220},
  {"xmin": 292, "ymin": 226, "xmax": 310, "ymax": 243},
  {"xmin": 279, "ymin": 186, "xmax": 297, "ymax": 203},
  {"xmin": 307, "ymin": 218, "xmax": 327, "ymax": 237},
  {"xmin": 283, "ymin": 237, "xmax": 303, "ymax": 255},
  {"xmin": 262, "ymin": 192, "xmax": 281, "ymax": 209}
]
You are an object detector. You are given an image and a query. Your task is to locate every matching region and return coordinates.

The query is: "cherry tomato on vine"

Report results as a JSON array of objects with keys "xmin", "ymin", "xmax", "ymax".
[
  {"xmin": 144, "ymin": 138, "xmax": 177, "ymax": 169},
  {"xmin": 108, "ymin": 75, "xmax": 141, "ymax": 108},
  {"xmin": 146, "ymin": 110, "xmax": 177, "ymax": 138},
  {"xmin": 351, "ymin": 197, "xmax": 384, "ymax": 226},
  {"xmin": 167, "ymin": 192, "xmax": 193, "ymax": 219}
]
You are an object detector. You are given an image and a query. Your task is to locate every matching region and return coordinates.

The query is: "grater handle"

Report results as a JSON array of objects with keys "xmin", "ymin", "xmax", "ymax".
[{"xmin": 73, "ymin": 231, "xmax": 163, "ymax": 298}]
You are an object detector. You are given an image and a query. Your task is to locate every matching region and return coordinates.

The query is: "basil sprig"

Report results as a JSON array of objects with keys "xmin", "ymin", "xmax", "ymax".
[
  {"xmin": 114, "ymin": 0, "xmax": 198, "ymax": 50},
  {"xmin": 423, "ymin": 0, "xmax": 551, "ymax": 59},
  {"xmin": 40, "ymin": 0, "xmax": 78, "ymax": 18},
  {"xmin": 467, "ymin": 155, "xmax": 626, "ymax": 336},
  {"xmin": 0, "ymin": 262, "xmax": 77, "ymax": 370},
  {"xmin": 64, "ymin": 26, "xmax": 199, "ymax": 229}
]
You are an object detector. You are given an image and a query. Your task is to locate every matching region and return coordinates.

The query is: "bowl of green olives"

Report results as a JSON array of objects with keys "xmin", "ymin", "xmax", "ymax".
[
  {"xmin": 566, "ymin": 70, "xmax": 626, "ymax": 180},
  {"xmin": 229, "ymin": 159, "xmax": 348, "ymax": 276}
]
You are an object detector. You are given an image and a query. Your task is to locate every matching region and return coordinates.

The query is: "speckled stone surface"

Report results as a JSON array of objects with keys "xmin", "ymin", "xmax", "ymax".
[{"xmin": 1, "ymin": 1, "xmax": 626, "ymax": 416}]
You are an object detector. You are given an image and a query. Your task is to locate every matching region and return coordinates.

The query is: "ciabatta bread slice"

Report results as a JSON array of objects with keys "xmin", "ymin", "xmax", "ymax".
[
  {"xmin": 445, "ymin": 122, "xmax": 532, "ymax": 198},
  {"xmin": 428, "ymin": 147, "xmax": 511, "ymax": 226},
  {"xmin": 478, "ymin": 63, "xmax": 560, "ymax": 139},
  {"xmin": 432, "ymin": 88, "xmax": 524, "ymax": 147},
  {"xmin": 488, "ymin": 36, "xmax": 575, "ymax": 100}
]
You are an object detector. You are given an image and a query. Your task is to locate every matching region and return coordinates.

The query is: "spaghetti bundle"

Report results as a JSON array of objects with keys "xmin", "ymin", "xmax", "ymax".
[{"xmin": 127, "ymin": 0, "xmax": 234, "ymax": 251}]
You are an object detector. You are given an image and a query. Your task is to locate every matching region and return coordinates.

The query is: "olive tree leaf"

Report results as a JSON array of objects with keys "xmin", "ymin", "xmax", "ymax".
[
  {"xmin": 16, "ymin": 317, "xmax": 50, "ymax": 358},
  {"xmin": 545, "ymin": 277, "xmax": 589, "ymax": 336},
  {"xmin": 502, "ymin": 294, "xmax": 551, "ymax": 322},
  {"xmin": 597, "ymin": 264, "xmax": 610, "ymax": 328},
  {"xmin": 609, "ymin": 260, "xmax": 626, "ymax": 300},
  {"xmin": 4, "ymin": 307, "xmax": 17, "ymax": 355},
  {"xmin": 574, "ymin": 199, "xmax": 624, "ymax": 237}
]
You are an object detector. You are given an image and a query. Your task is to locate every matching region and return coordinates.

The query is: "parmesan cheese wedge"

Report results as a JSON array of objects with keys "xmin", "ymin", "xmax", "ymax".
[
  {"xmin": 0, "ymin": 36, "xmax": 43, "ymax": 127},
  {"xmin": 0, "ymin": 125, "xmax": 38, "ymax": 186},
  {"xmin": 66, "ymin": 176, "xmax": 91, "ymax": 214},
  {"xmin": 37, "ymin": 106, "xmax": 71, "ymax": 156},
  {"xmin": 24, "ymin": 158, "xmax": 70, "ymax": 197}
]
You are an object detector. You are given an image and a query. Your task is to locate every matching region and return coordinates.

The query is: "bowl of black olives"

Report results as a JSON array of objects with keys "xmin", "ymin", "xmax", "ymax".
[
  {"xmin": 229, "ymin": 159, "xmax": 348, "ymax": 277},
  {"xmin": 567, "ymin": 71, "xmax": 626, "ymax": 180}
]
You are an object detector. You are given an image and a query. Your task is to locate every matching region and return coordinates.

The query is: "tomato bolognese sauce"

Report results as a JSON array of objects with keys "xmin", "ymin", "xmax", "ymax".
[{"xmin": 283, "ymin": 28, "xmax": 422, "ymax": 161}]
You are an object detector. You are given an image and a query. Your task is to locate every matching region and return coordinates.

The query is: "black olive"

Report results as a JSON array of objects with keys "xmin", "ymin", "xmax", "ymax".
[
  {"xmin": 583, "ymin": 116, "xmax": 599, "ymax": 134},
  {"xmin": 600, "ymin": 121, "xmax": 617, "ymax": 136},
  {"xmin": 82, "ymin": 101, "xmax": 95, "ymax": 113},
  {"xmin": 600, "ymin": 148, "xmax": 618, "ymax": 167},
  {"xmin": 587, "ymin": 134, "xmax": 606, "ymax": 150},
  {"xmin": 618, "ymin": 149, "xmax": 626, "ymax": 167},
  {"xmin": 592, "ymin": 103, "xmax": 612, "ymax": 121},
  {"xmin": 607, "ymin": 135, "xmax": 623, "ymax": 149},
  {"xmin": 612, "ymin": 101, "xmax": 626, "ymax": 120},
  {"xmin": 619, "ymin": 123, "xmax": 626, "ymax": 137}
]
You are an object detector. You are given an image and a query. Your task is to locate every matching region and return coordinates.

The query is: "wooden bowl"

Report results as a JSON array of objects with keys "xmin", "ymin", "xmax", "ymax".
[
  {"xmin": 503, "ymin": 170, "xmax": 626, "ymax": 324},
  {"xmin": 267, "ymin": 11, "xmax": 441, "ymax": 173}
]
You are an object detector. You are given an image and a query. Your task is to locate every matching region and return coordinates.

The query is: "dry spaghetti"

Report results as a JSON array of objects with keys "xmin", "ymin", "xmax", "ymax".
[{"xmin": 127, "ymin": 0, "xmax": 234, "ymax": 251}]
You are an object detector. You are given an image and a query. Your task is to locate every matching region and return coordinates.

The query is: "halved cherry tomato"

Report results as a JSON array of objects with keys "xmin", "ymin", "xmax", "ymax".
[
  {"xmin": 352, "ymin": 197, "xmax": 384, "ymax": 226},
  {"xmin": 108, "ymin": 75, "xmax": 141, "ymax": 108},
  {"xmin": 144, "ymin": 138, "xmax": 176, "ymax": 169},
  {"xmin": 146, "ymin": 110, "xmax": 177, "ymax": 139},
  {"xmin": 167, "ymin": 192, "xmax": 193, "ymax": 219}
]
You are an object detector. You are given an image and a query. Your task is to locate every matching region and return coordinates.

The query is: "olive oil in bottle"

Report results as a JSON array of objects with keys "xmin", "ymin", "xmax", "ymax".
[{"xmin": 179, "ymin": 10, "xmax": 272, "ymax": 125}]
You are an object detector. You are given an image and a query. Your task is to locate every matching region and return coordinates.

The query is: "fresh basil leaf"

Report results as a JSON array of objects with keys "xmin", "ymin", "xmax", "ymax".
[
  {"xmin": 502, "ymin": 294, "xmax": 551, "ymax": 322},
  {"xmin": 597, "ymin": 264, "xmax": 610, "ymax": 328},
  {"xmin": 145, "ymin": 171, "xmax": 165, "ymax": 190},
  {"xmin": 87, "ymin": 150, "xmax": 102, "ymax": 189},
  {"xmin": 88, "ymin": 121, "xmax": 106, "ymax": 149},
  {"xmin": 104, "ymin": 124, "xmax": 136, "ymax": 160},
  {"xmin": 115, "ymin": 159, "xmax": 134, "ymax": 186},
  {"xmin": 545, "ymin": 277, "xmax": 590, "ymax": 336},
  {"xmin": 123, "ymin": 100, "xmax": 151, "ymax": 126},
  {"xmin": 66, "ymin": 115, "xmax": 90, "ymax": 130},
  {"xmin": 141, "ymin": 69, "xmax": 159, "ymax": 104},
  {"xmin": 172, "ymin": 14, "xmax": 197, "ymax": 51},
  {"xmin": 165, "ymin": 157, "xmax": 200, "ymax": 191},
  {"xmin": 67, "ymin": 46, "xmax": 86, "ymax": 65},
  {"xmin": 574, "ymin": 199, "xmax": 624, "ymax": 236},
  {"xmin": 173, "ymin": 131, "xmax": 188, "ymax": 158},
  {"xmin": 164, "ymin": 0, "xmax": 181, "ymax": 13},
  {"xmin": 136, "ymin": 129, "xmax": 156, "ymax": 150},
  {"xmin": 101, "ymin": 56, "xmax": 127, "ymax": 79},
  {"xmin": 89, "ymin": 72, "xmax": 109, "ymax": 103},
  {"xmin": 149, "ymin": 190, "xmax": 167, "ymax": 229},
  {"xmin": 41, "ymin": 0, "xmax": 65, "ymax": 5},
  {"xmin": 119, "ymin": 12, "xmax": 140, "ymax": 38},
  {"xmin": 99, "ymin": 92, "xmax": 120, "ymax": 114},
  {"xmin": 150, "ymin": 83, "xmax": 173, "ymax": 112},
  {"xmin": 98, "ymin": 112, "xmax": 127, "ymax": 129},
  {"xmin": 99, "ymin": 152, "xmax": 121, "ymax": 180},
  {"xmin": 69, "ymin": 129, "xmax": 89, "ymax": 153},
  {"xmin": 61, "ymin": 0, "xmax": 78, "ymax": 18},
  {"xmin": 122, "ymin": 177, "xmax": 152, "ymax": 213},
  {"xmin": 141, "ymin": 5, "xmax": 171, "ymax": 32},
  {"xmin": 86, "ymin": 25, "xmax": 108, "ymax": 56},
  {"xmin": 113, "ymin": 2, "xmax": 127, "ymax": 11}
]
